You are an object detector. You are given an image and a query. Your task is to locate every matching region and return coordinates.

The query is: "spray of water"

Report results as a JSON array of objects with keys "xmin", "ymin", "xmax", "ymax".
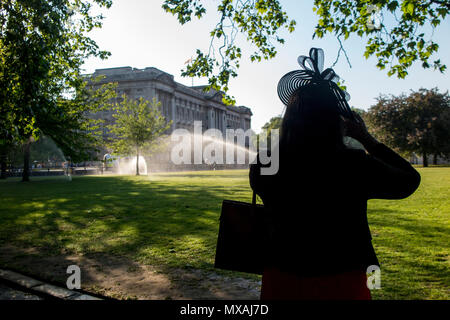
[
  {"xmin": 27, "ymin": 135, "xmax": 72, "ymax": 181},
  {"xmin": 103, "ymin": 131, "xmax": 257, "ymax": 174},
  {"xmin": 117, "ymin": 156, "xmax": 148, "ymax": 175},
  {"xmin": 200, "ymin": 133, "xmax": 257, "ymax": 160},
  {"xmin": 144, "ymin": 132, "xmax": 257, "ymax": 172}
]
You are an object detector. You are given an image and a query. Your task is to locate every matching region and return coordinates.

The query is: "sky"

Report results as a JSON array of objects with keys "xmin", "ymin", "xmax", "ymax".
[{"xmin": 82, "ymin": 0, "xmax": 450, "ymax": 133}]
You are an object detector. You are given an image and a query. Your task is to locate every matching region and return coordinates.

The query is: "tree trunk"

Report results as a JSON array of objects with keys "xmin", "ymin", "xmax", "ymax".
[
  {"xmin": 22, "ymin": 139, "xmax": 31, "ymax": 182},
  {"xmin": 0, "ymin": 151, "xmax": 7, "ymax": 179},
  {"xmin": 433, "ymin": 154, "xmax": 438, "ymax": 165},
  {"xmin": 422, "ymin": 151, "xmax": 428, "ymax": 168},
  {"xmin": 136, "ymin": 147, "xmax": 140, "ymax": 176}
]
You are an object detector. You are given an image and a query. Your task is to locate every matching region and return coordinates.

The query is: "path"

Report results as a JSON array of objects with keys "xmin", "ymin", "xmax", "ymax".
[
  {"xmin": 0, "ymin": 245, "xmax": 261, "ymax": 300},
  {"xmin": 0, "ymin": 282, "xmax": 42, "ymax": 300}
]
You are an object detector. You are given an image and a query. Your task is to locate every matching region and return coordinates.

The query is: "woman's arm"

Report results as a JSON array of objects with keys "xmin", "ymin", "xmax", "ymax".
[{"xmin": 344, "ymin": 113, "xmax": 421, "ymax": 200}]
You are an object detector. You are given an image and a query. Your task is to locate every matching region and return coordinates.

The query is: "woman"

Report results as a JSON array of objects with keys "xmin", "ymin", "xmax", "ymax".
[{"xmin": 250, "ymin": 49, "xmax": 420, "ymax": 300}]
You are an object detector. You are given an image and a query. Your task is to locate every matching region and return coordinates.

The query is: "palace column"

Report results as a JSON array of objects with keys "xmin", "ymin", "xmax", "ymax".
[{"xmin": 171, "ymin": 95, "xmax": 176, "ymax": 131}]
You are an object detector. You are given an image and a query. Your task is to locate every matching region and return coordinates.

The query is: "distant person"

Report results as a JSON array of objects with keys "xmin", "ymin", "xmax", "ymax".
[{"xmin": 250, "ymin": 48, "xmax": 420, "ymax": 300}]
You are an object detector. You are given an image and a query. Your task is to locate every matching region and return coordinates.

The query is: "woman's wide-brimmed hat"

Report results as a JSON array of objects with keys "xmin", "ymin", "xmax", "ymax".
[{"xmin": 277, "ymin": 47, "xmax": 355, "ymax": 120}]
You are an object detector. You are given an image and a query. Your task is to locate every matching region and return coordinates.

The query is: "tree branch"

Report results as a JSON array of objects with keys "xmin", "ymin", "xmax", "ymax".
[{"xmin": 332, "ymin": 36, "xmax": 352, "ymax": 69}]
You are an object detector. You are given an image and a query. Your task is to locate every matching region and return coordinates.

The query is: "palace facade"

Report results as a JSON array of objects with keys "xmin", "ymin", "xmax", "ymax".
[
  {"xmin": 89, "ymin": 66, "xmax": 253, "ymax": 171},
  {"xmin": 91, "ymin": 66, "xmax": 252, "ymax": 137}
]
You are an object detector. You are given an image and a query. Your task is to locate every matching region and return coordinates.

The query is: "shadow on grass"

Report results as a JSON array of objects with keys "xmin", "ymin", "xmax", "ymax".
[
  {"xmin": 367, "ymin": 208, "xmax": 449, "ymax": 299},
  {"xmin": 0, "ymin": 174, "xmax": 258, "ymax": 299},
  {"xmin": 2, "ymin": 173, "xmax": 447, "ymax": 299},
  {"xmin": 369, "ymin": 208, "xmax": 449, "ymax": 238}
]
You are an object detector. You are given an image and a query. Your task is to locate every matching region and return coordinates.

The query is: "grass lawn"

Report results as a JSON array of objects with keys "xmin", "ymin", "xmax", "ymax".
[{"xmin": 0, "ymin": 169, "xmax": 448, "ymax": 299}]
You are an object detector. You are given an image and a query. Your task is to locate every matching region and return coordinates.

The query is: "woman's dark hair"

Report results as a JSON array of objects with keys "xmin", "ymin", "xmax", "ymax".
[{"xmin": 279, "ymin": 82, "xmax": 346, "ymax": 166}]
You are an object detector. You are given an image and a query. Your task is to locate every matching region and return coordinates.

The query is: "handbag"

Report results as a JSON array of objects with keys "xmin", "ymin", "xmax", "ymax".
[{"xmin": 214, "ymin": 192, "xmax": 267, "ymax": 275}]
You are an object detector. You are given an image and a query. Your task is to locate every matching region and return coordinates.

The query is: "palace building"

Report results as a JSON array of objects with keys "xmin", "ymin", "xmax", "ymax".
[
  {"xmin": 89, "ymin": 66, "xmax": 253, "ymax": 172},
  {"xmin": 91, "ymin": 66, "xmax": 252, "ymax": 137}
]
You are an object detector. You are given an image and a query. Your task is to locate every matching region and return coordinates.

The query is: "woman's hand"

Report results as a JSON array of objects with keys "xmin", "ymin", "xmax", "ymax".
[{"xmin": 343, "ymin": 112, "xmax": 380, "ymax": 149}]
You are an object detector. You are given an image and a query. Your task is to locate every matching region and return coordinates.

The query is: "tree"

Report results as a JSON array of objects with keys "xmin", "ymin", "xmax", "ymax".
[
  {"xmin": 0, "ymin": 0, "xmax": 112, "ymax": 181},
  {"xmin": 0, "ymin": 142, "xmax": 13, "ymax": 179},
  {"xmin": 50, "ymin": 77, "xmax": 118, "ymax": 164},
  {"xmin": 365, "ymin": 88, "xmax": 450, "ymax": 166},
  {"xmin": 108, "ymin": 96, "xmax": 172, "ymax": 175},
  {"xmin": 313, "ymin": 0, "xmax": 449, "ymax": 78},
  {"xmin": 404, "ymin": 88, "xmax": 450, "ymax": 166},
  {"xmin": 261, "ymin": 115, "xmax": 283, "ymax": 135},
  {"xmin": 162, "ymin": 1, "xmax": 448, "ymax": 99},
  {"xmin": 432, "ymin": 106, "xmax": 450, "ymax": 163},
  {"xmin": 0, "ymin": 76, "xmax": 116, "ymax": 179},
  {"xmin": 29, "ymin": 136, "xmax": 67, "ymax": 164},
  {"xmin": 258, "ymin": 115, "xmax": 282, "ymax": 150},
  {"xmin": 163, "ymin": 0, "xmax": 296, "ymax": 104}
]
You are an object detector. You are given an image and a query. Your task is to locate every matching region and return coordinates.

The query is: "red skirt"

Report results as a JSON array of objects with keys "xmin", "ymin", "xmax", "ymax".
[{"xmin": 260, "ymin": 267, "xmax": 371, "ymax": 300}]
